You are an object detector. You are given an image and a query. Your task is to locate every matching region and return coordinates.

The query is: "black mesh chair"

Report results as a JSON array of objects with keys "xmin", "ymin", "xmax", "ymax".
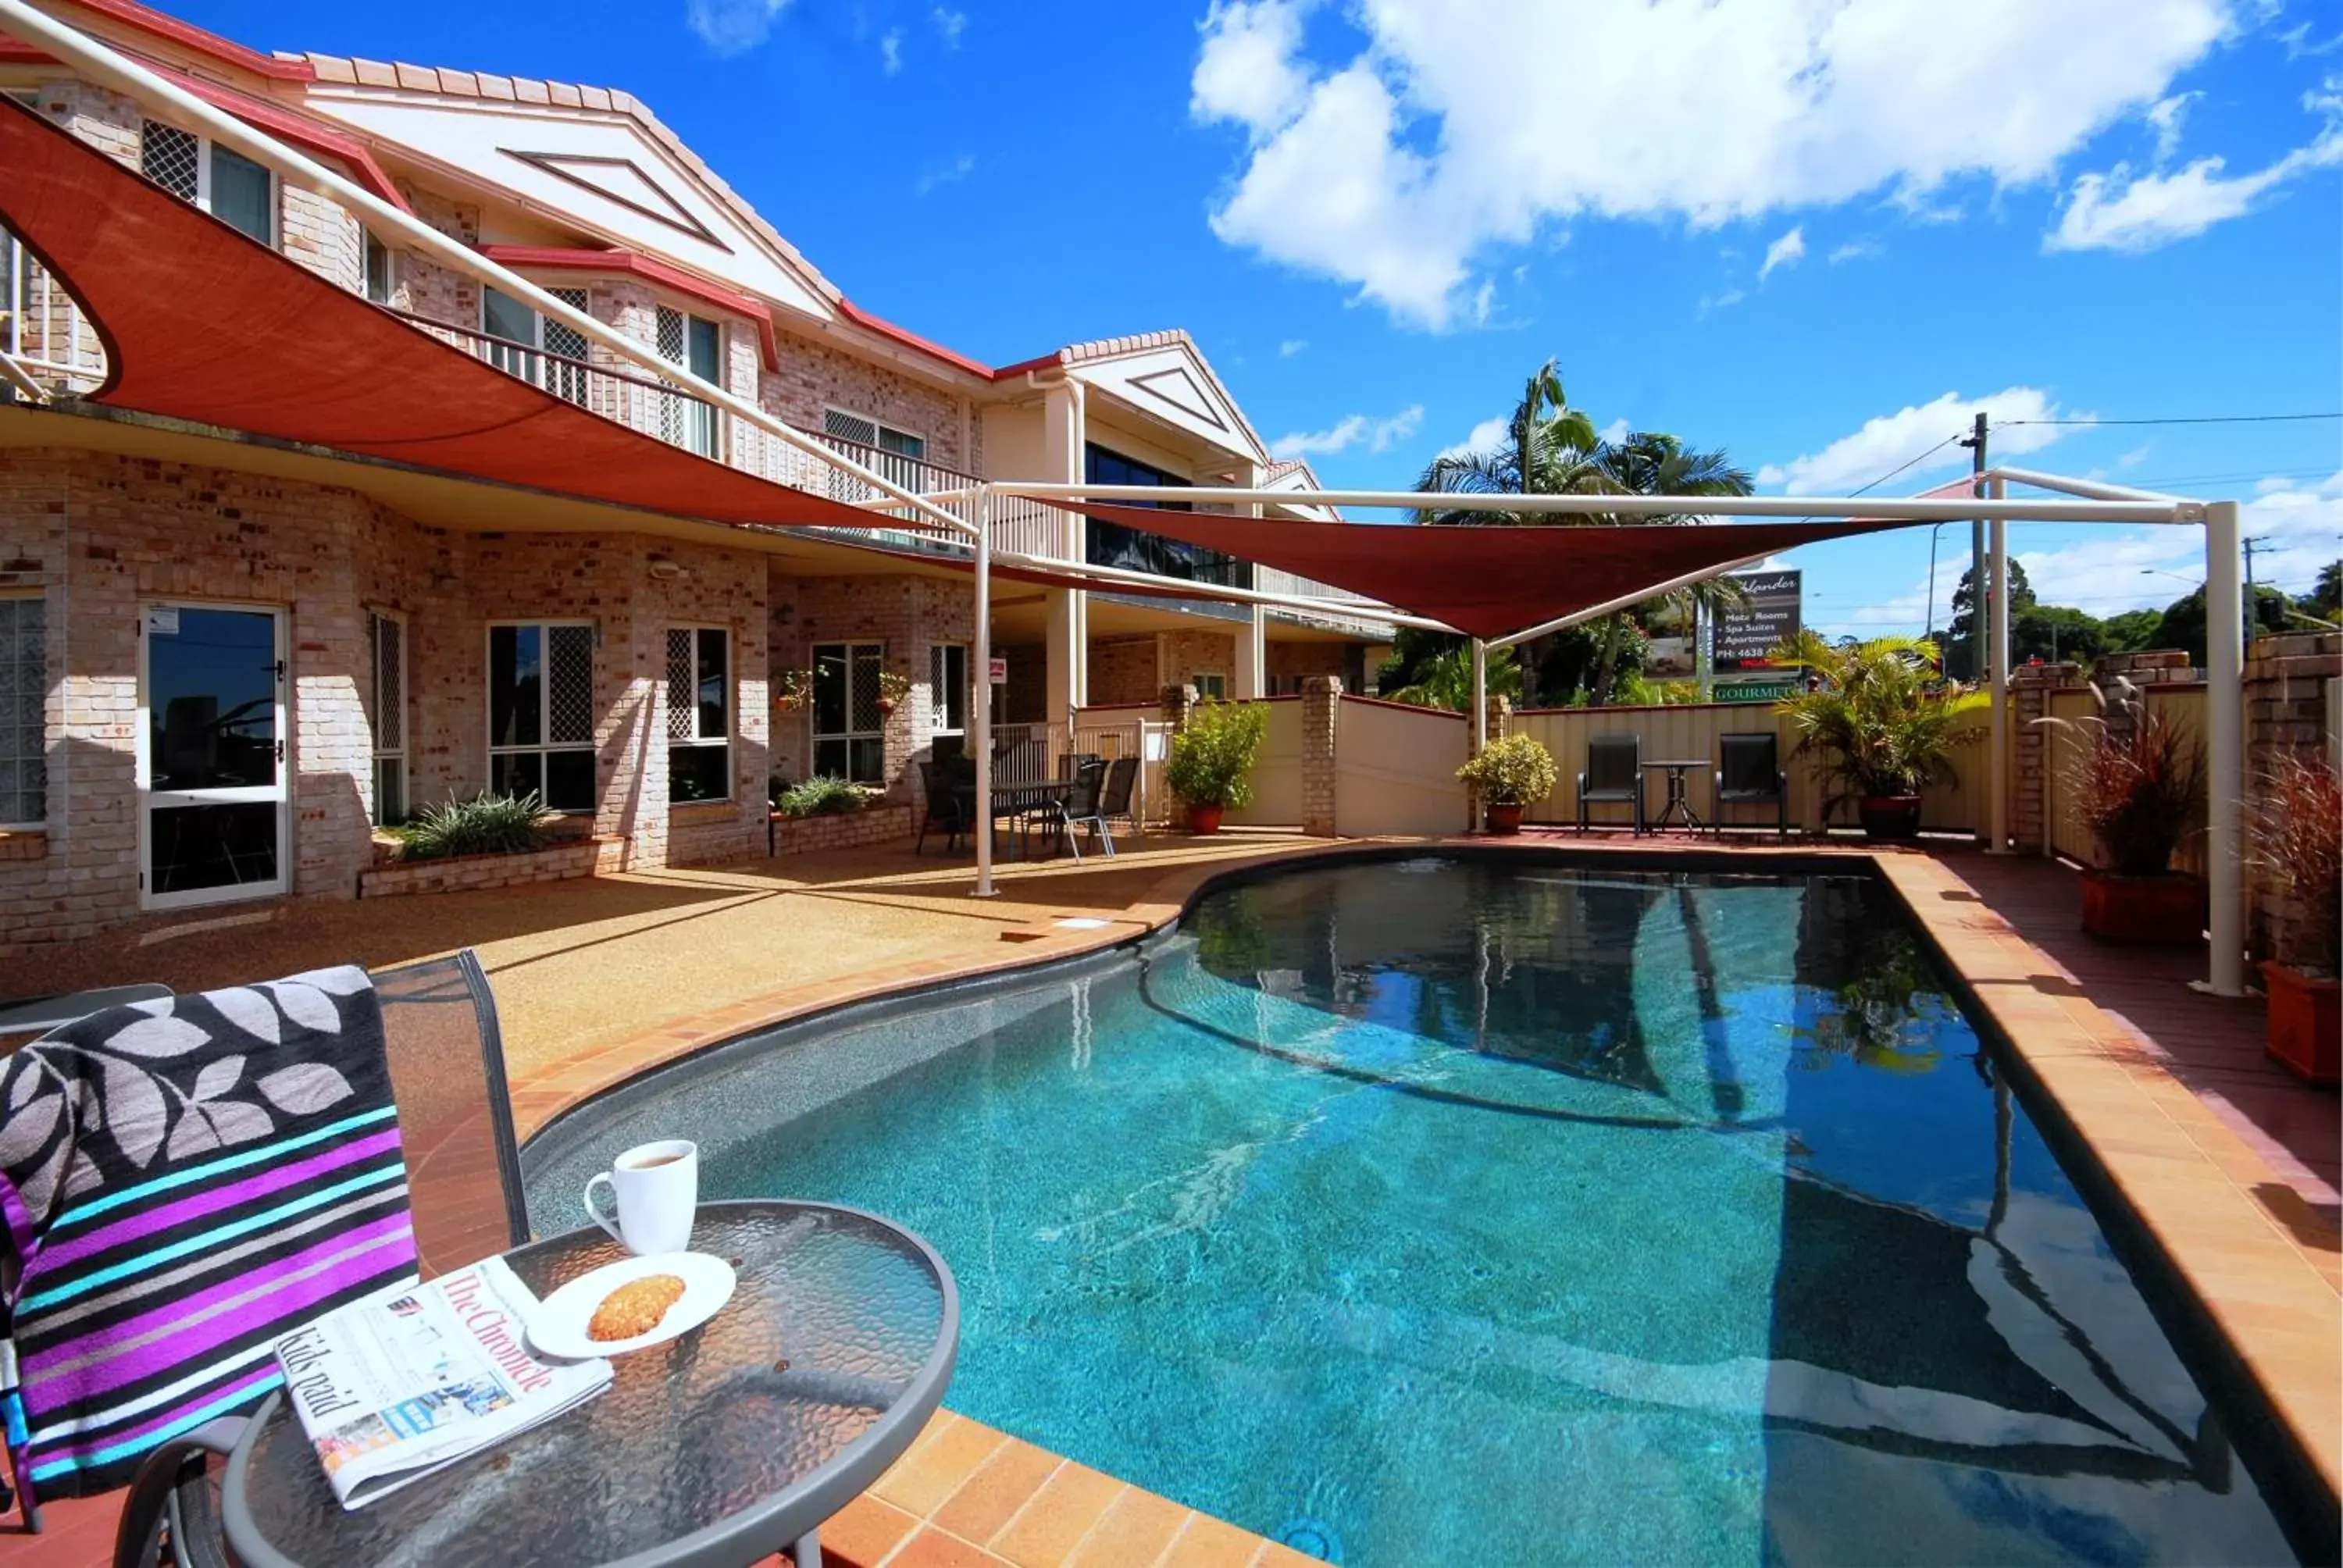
[
  {"xmin": 1714, "ymin": 732, "xmax": 1791, "ymax": 838},
  {"xmin": 915, "ymin": 758, "xmax": 970, "ymax": 855},
  {"xmin": 1055, "ymin": 757, "xmax": 1116, "ymax": 861},
  {"xmin": 1578, "ymin": 734, "xmax": 1645, "ymax": 835},
  {"xmin": 1098, "ymin": 756, "xmax": 1142, "ymax": 841},
  {"xmin": 115, "ymin": 951, "xmax": 527, "ymax": 1568}
]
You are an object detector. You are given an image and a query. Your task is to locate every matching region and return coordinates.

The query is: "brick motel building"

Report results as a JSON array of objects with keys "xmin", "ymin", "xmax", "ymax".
[{"xmin": 0, "ymin": 0, "xmax": 1396, "ymax": 950}]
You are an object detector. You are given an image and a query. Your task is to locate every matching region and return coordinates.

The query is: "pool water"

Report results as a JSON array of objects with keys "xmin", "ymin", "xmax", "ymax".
[{"xmin": 528, "ymin": 859, "xmax": 2296, "ymax": 1566}]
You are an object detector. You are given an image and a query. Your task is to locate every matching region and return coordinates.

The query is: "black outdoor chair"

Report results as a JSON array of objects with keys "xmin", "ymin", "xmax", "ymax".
[
  {"xmin": 915, "ymin": 757, "xmax": 972, "ymax": 855},
  {"xmin": 1054, "ymin": 757, "xmax": 1116, "ymax": 861},
  {"xmin": 1098, "ymin": 756, "xmax": 1142, "ymax": 841},
  {"xmin": 1714, "ymin": 732, "xmax": 1790, "ymax": 838},
  {"xmin": 1578, "ymin": 733, "xmax": 1645, "ymax": 835},
  {"xmin": 110, "ymin": 951, "xmax": 529, "ymax": 1568},
  {"xmin": 1055, "ymin": 752, "xmax": 1104, "ymax": 780}
]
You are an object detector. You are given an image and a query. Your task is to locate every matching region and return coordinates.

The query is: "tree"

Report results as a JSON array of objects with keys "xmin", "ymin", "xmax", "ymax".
[
  {"xmin": 1414, "ymin": 359, "xmax": 1603, "ymax": 523},
  {"xmin": 1578, "ymin": 432, "xmax": 1754, "ymax": 704},
  {"xmin": 1385, "ymin": 643, "xmax": 1522, "ymax": 712},
  {"xmin": 2155, "ymin": 585, "xmax": 2292, "ymax": 665},
  {"xmin": 2299, "ymin": 561, "xmax": 2341, "ymax": 625},
  {"xmin": 2013, "ymin": 603, "xmax": 2106, "ymax": 665},
  {"xmin": 1942, "ymin": 560, "xmax": 2036, "ymax": 681},
  {"xmin": 2101, "ymin": 608, "xmax": 2166, "ymax": 653}
]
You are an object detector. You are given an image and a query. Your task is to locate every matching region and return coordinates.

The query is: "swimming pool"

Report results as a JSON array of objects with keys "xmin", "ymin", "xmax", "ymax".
[{"xmin": 526, "ymin": 857, "xmax": 2298, "ymax": 1565}]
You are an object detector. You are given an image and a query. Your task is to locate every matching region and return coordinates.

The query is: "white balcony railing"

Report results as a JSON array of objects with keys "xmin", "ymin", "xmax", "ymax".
[{"xmin": 2, "ymin": 230, "xmax": 107, "ymax": 398}]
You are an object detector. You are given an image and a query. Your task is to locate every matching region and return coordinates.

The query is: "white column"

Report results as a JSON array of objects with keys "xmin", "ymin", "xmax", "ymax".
[
  {"xmin": 973, "ymin": 487, "xmax": 995, "ymax": 897},
  {"xmin": 1236, "ymin": 606, "xmax": 1267, "ymax": 700},
  {"xmin": 1988, "ymin": 481, "xmax": 2010, "ymax": 854},
  {"xmin": 1041, "ymin": 380, "xmax": 1086, "ymax": 738},
  {"xmin": 1471, "ymin": 640, "xmax": 1488, "ymax": 750},
  {"xmin": 2204, "ymin": 499, "xmax": 2245, "ymax": 995}
]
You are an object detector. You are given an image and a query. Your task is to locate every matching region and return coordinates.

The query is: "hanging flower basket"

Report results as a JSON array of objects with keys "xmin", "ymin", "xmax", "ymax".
[
  {"xmin": 774, "ymin": 668, "xmax": 814, "ymax": 714},
  {"xmin": 874, "ymin": 670, "xmax": 912, "ymax": 716}
]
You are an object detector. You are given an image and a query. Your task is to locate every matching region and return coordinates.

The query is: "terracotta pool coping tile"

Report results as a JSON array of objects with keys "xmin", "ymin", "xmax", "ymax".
[
  {"xmin": 1062, "ymin": 1484, "xmax": 1190, "ymax": 1568},
  {"xmin": 932, "ymin": 1438, "xmax": 1067, "ymax": 1546},
  {"xmin": 1155, "ymin": 1511, "xmax": 1268, "ymax": 1568},
  {"xmin": 822, "ymin": 1493, "xmax": 925, "ymax": 1568},
  {"xmin": 883, "ymin": 1527, "xmax": 1008, "ymax": 1568},
  {"xmin": 872, "ymin": 1413, "xmax": 1008, "ymax": 1518},
  {"xmin": 988, "ymin": 1463, "xmax": 1128, "ymax": 1567}
]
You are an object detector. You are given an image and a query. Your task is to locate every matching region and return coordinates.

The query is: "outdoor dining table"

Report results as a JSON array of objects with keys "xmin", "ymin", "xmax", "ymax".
[
  {"xmin": 956, "ymin": 778, "xmax": 1073, "ymax": 858},
  {"xmin": 220, "ymin": 1199, "xmax": 958, "ymax": 1568},
  {"xmin": 1639, "ymin": 758, "xmax": 1710, "ymax": 835}
]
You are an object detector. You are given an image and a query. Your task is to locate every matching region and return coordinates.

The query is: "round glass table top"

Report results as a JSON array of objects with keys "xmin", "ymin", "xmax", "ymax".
[{"xmin": 224, "ymin": 1200, "xmax": 957, "ymax": 1568}]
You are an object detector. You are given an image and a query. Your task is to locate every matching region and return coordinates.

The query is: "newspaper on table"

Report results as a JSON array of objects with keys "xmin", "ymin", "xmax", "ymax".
[{"xmin": 271, "ymin": 1256, "xmax": 612, "ymax": 1509}]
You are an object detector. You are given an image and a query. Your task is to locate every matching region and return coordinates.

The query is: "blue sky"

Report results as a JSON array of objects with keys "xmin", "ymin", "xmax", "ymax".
[{"xmin": 184, "ymin": 0, "xmax": 2343, "ymax": 637}]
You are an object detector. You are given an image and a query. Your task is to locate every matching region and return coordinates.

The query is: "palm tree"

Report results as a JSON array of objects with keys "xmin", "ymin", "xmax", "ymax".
[
  {"xmin": 1386, "ymin": 643, "xmax": 1522, "ymax": 712},
  {"xmin": 1414, "ymin": 359, "xmax": 1607, "ymax": 525},
  {"xmin": 1578, "ymin": 431, "xmax": 1755, "ymax": 704}
]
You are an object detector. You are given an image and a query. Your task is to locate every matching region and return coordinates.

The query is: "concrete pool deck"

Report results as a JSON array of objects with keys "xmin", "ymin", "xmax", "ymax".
[{"xmin": 1, "ymin": 828, "xmax": 2335, "ymax": 1565}]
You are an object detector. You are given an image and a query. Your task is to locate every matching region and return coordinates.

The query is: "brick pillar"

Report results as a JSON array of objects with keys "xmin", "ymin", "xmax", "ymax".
[
  {"xmin": 1482, "ymin": 694, "xmax": 1510, "ymax": 747},
  {"xmin": 1160, "ymin": 682, "xmax": 1197, "ymax": 733},
  {"xmin": 2010, "ymin": 661, "xmax": 2084, "ymax": 853},
  {"xmin": 2242, "ymin": 632, "xmax": 2341, "ymax": 958},
  {"xmin": 1300, "ymin": 676, "xmax": 1342, "ymax": 838}
]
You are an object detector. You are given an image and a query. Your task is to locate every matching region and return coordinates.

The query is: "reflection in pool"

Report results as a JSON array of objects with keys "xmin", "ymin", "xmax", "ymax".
[{"xmin": 527, "ymin": 859, "xmax": 2298, "ymax": 1566}]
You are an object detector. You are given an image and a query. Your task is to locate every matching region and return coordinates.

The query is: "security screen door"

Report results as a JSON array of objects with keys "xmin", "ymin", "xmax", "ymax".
[{"xmin": 140, "ymin": 603, "xmax": 288, "ymax": 908}]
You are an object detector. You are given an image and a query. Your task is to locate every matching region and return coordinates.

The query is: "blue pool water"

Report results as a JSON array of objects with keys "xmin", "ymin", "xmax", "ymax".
[{"xmin": 527, "ymin": 858, "xmax": 2297, "ymax": 1566}]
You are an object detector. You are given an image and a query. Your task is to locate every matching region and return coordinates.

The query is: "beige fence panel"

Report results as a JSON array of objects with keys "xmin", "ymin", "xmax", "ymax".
[
  {"xmin": 1072, "ymin": 705, "xmax": 1174, "ymax": 827},
  {"xmin": 2042, "ymin": 683, "xmax": 2207, "ymax": 875},
  {"xmin": 1335, "ymin": 697, "xmax": 1470, "ymax": 836},
  {"xmin": 1512, "ymin": 701, "xmax": 1995, "ymax": 834},
  {"xmin": 1226, "ymin": 698, "xmax": 1305, "ymax": 828}
]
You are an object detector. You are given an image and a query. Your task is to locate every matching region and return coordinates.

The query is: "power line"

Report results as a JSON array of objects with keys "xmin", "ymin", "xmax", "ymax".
[
  {"xmin": 2002, "ymin": 412, "xmax": 2342, "ymax": 427},
  {"xmin": 1847, "ymin": 429, "xmax": 1967, "ymax": 497}
]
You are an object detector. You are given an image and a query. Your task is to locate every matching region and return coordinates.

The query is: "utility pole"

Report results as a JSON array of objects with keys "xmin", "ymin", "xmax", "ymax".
[
  {"xmin": 1958, "ymin": 412, "xmax": 1988, "ymax": 682},
  {"xmin": 2245, "ymin": 535, "xmax": 2271, "ymax": 640}
]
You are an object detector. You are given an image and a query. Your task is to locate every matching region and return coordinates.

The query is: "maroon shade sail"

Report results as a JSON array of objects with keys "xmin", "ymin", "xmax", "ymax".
[
  {"xmin": 0, "ymin": 99, "xmax": 943, "ymax": 537},
  {"xmin": 1015, "ymin": 500, "xmax": 1910, "ymax": 641}
]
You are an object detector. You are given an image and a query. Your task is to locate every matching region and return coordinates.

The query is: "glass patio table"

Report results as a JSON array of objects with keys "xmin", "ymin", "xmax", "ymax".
[
  {"xmin": 221, "ymin": 1200, "xmax": 959, "ymax": 1568},
  {"xmin": 1639, "ymin": 758, "xmax": 1710, "ymax": 834}
]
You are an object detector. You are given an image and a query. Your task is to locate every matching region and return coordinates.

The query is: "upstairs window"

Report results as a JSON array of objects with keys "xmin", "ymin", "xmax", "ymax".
[
  {"xmin": 364, "ymin": 233, "xmax": 395, "ymax": 305},
  {"xmin": 140, "ymin": 121, "xmax": 273, "ymax": 245},
  {"xmin": 482, "ymin": 285, "xmax": 590, "ymax": 405},
  {"xmin": 823, "ymin": 408, "xmax": 925, "ymax": 461},
  {"xmin": 656, "ymin": 306, "xmax": 721, "ymax": 457}
]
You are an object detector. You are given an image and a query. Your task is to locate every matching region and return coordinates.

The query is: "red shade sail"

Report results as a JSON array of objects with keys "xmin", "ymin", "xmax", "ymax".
[
  {"xmin": 0, "ymin": 99, "xmax": 936, "ymax": 537},
  {"xmin": 1011, "ymin": 499, "xmax": 1908, "ymax": 642}
]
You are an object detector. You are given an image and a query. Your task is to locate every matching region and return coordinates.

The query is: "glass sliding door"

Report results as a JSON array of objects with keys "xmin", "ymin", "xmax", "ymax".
[{"xmin": 141, "ymin": 603, "xmax": 287, "ymax": 908}]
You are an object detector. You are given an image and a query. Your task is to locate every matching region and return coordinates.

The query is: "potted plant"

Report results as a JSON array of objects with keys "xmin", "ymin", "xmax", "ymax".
[
  {"xmin": 2248, "ymin": 751, "xmax": 2340, "ymax": 1085},
  {"xmin": 874, "ymin": 670, "xmax": 911, "ymax": 716},
  {"xmin": 1774, "ymin": 633, "xmax": 1984, "ymax": 839},
  {"xmin": 1457, "ymin": 733, "xmax": 1558, "ymax": 834},
  {"xmin": 1165, "ymin": 699, "xmax": 1266, "ymax": 835},
  {"xmin": 2045, "ymin": 682, "xmax": 2206, "ymax": 944},
  {"xmin": 774, "ymin": 668, "xmax": 813, "ymax": 714}
]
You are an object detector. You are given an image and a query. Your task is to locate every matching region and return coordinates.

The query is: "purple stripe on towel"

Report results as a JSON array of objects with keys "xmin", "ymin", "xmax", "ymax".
[
  {"xmin": 0, "ymin": 1171, "xmax": 37, "ymax": 1270},
  {"xmin": 25, "ymin": 1213, "xmax": 415, "ymax": 1401},
  {"xmin": 42, "ymin": 1363, "xmax": 282, "ymax": 1465},
  {"xmin": 35, "ymin": 1129, "xmax": 405, "ymax": 1274}
]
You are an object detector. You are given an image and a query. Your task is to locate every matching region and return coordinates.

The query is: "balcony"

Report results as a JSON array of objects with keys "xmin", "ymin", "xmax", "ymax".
[{"xmin": 2, "ymin": 230, "xmax": 107, "ymax": 399}]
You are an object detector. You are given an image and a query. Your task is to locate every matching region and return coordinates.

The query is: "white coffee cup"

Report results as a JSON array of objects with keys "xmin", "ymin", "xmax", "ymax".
[{"xmin": 583, "ymin": 1139, "xmax": 698, "ymax": 1256}]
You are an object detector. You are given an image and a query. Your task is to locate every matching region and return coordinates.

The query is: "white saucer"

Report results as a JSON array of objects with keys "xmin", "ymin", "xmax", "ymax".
[{"xmin": 527, "ymin": 1251, "xmax": 736, "ymax": 1360}]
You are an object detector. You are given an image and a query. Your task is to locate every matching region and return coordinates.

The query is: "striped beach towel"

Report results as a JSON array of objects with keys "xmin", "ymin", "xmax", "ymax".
[{"xmin": 0, "ymin": 966, "xmax": 418, "ymax": 1499}]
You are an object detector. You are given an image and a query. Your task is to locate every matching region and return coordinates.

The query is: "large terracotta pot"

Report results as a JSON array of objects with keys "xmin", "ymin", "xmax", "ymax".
[
  {"xmin": 1856, "ymin": 795, "xmax": 1922, "ymax": 840},
  {"xmin": 2079, "ymin": 869, "xmax": 2207, "ymax": 946},
  {"xmin": 1188, "ymin": 804, "xmax": 1225, "ymax": 836},
  {"xmin": 2263, "ymin": 960, "xmax": 2341, "ymax": 1087},
  {"xmin": 1483, "ymin": 801, "xmax": 1525, "ymax": 836}
]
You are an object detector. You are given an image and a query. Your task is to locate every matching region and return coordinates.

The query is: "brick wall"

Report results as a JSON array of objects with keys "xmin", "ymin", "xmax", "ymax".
[
  {"xmin": 765, "ymin": 802, "xmax": 915, "ymax": 857},
  {"xmin": 2243, "ymin": 632, "xmax": 2340, "ymax": 961},
  {"xmin": 359, "ymin": 836, "xmax": 623, "ymax": 897},
  {"xmin": 766, "ymin": 571, "xmax": 972, "ymax": 801},
  {"xmin": 1161, "ymin": 629, "xmax": 1237, "ymax": 695},
  {"xmin": 1268, "ymin": 640, "xmax": 1350, "ymax": 690},
  {"xmin": 1089, "ymin": 636, "xmax": 1157, "ymax": 707},
  {"xmin": 761, "ymin": 327, "xmax": 975, "ymax": 473}
]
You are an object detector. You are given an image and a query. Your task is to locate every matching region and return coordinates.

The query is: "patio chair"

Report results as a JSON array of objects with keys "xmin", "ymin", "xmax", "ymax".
[
  {"xmin": 1577, "ymin": 734, "xmax": 1645, "ymax": 835},
  {"xmin": 1054, "ymin": 752, "xmax": 1104, "ymax": 781},
  {"xmin": 1714, "ymin": 732, "xmax": 1790, "ymax": 838},
  {"xmin": 915, "ymin": 758, "xmax": 971, "ymax": 855},
  {"xmin": 0, "ymin": 983, "xmax": 172, "ymax": 1039},
  {"xmin": 1055, "ymin": 757, "xmax": 1116, "ymax": 861},
  {"xmin": 80, "ymin": 952, "xmax": 527, "ymax": 1568},
  {"xmin": 1098, "ymin": 756, "xmax": 1142, "ymax": 841}
]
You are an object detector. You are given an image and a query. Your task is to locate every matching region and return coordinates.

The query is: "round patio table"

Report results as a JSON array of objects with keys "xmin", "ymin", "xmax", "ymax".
[
  {"xmin": 1639, "ymin": 758, "xmax": 1710, "ymax": 834},
  {"xmin": 221, "ymin": 1200, "xmax": 958, "ymax": 1568}
]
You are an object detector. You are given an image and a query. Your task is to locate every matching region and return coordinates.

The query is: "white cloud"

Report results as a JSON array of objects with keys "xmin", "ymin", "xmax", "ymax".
[
  {"xmin": 1757, "ymin": 387, "xmax": 2084, "ymax": 495},
  {"xmin": 879, "ymin": 27, "xmax": 904, "ymax": 73},
  {"xmin": 1697, "ymin": 287, "xmax": 1746, "ymax": 316},
  {"xmin": 1271, "ymin": 404, "xmax": 1424, "ymax": 459},
  {"xmin": 1278, "ymin": 337, "xmax": 1308, "ymax": 357},
  {"xmin": 2049, "ymin": 77, "xmax": 2343, "ymax": 251},
  {"xmin": 1193, "ymin": 0, "xmax": 2238, "ymax": 326},
  {"xmin": 1759, "ymin": 226, "xmax": 1806, "ymax": 280},
  {"xmin": 915, "ymin": 153, "xmax": 975, "ymax": 196},
  {"xmin": 686, "ymin": 0, "xmax": 789, "ymax": 55},
  {"xmin": 932, "ymin": 7, "xmax": 967, "ymax": 48},
  {"xmin": 1828, "ymin": 238, "xmax": 1883, "ymax": 263},
  {"xmin": 1598, "ymin": 417, "xmax": 1631, "ymax": 445},
  {"xmin": 2145, "ymin": 90, "xmax": 2199, "ymax": 161},
  {"xmin": 1437, "ymin": 415, "xmax": 1510, "ymax": 461},
  {"xmin": 1192, "ymin": 0, "xmax": 1312, "ymax": 130},
  {"xmin": 2119, "ymin": 443, "xmax": 2153, "ymax": 469}
]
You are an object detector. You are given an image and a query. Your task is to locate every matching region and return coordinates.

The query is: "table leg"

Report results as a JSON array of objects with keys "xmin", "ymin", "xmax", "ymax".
[{"xmin": 792, "ymin": 1526, "xmax": 820, "ymax": 1567}]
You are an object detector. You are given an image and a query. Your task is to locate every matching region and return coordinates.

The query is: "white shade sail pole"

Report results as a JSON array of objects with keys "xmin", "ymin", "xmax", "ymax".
[
  {"xmin": 2203, "ymin": 500, "xmax": 2245, "ymax": 996},
  {"xmin": 1471, "ymin": 640, "xmax": 1488, "ymax": 752},
  {"xmin": 0, "ymin": 0, "xmax": 971, "ymax": 541},
  {"xmin": 1988, "ymin": 478, "xmax": 2011, "ymax": 854},
  {"xmin": 972, "ymin": 486, "xmax": 995, "ymax": 899}
]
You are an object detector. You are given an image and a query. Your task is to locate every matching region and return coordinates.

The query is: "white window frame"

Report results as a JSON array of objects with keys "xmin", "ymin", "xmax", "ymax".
[
  {"xmin": 822, "ymin": 406, "xmax": 927, "ymax": 462},
  {"xmin": 139, "ymin": 120, "xmax": 276, "ymax": 246},
  {"xmin": 1193, "ymin": 672, "xmax": 1229, "ymax": 701},
  {"xmin": 0, "ymin": 592, "xmax": 46, "ymax": 830},
  {"xmin": 485, "ymin": 619, "xmax": 597, "ymax": 814},
  {"xmin": 363, "ymin": 231, "xmax": 396, "ymax": 305},
  {"xmin": 482, "ymin": 285, "xmax": 590, "ymax": 405},
  {"xmin": 656, "ymin": 305, "xmax": 723, "ymax": 459},
  {"xmin": 809, "ymin": 640, "xmax": 886, "ymax": 785},
  {"xmin": 928, "ymin": 643, "xmax": 969, "ymax": 739},
  {"xmin": 366, "ymin": 608, "xmax": 407, "ymax": 827},
  {"xmin": 665, "ymin": 624, "xmax": 733, "ymax": 805}
]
